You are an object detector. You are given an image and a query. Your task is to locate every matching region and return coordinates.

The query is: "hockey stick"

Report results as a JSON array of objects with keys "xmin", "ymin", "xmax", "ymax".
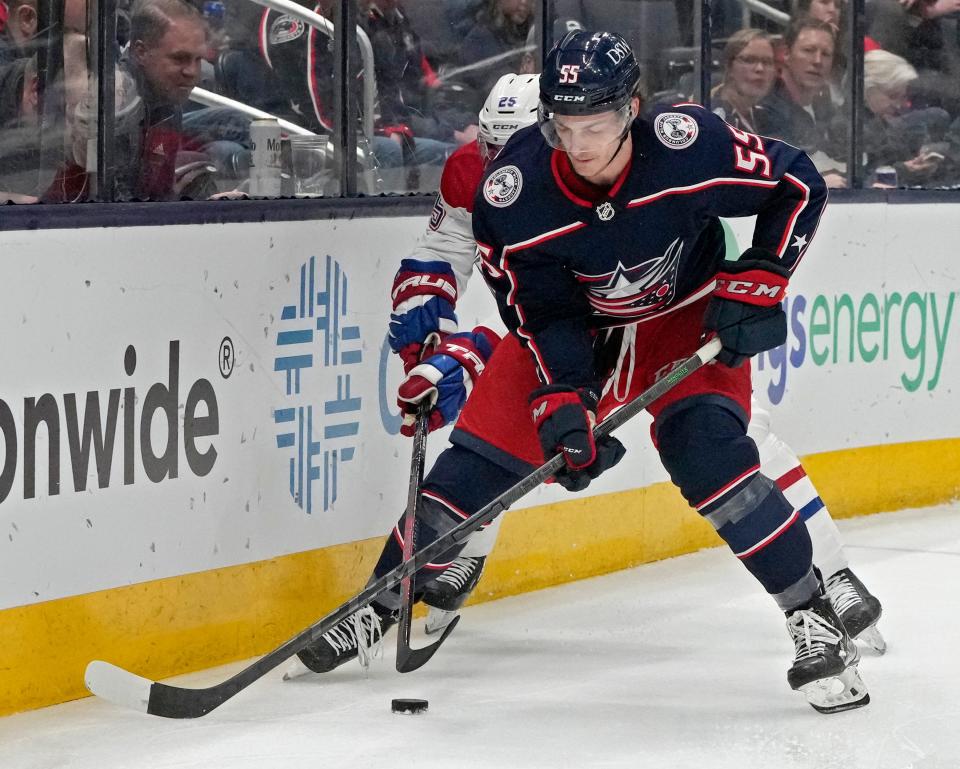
[
  {"xmin": 84, "ymin": 337, "xmax": 722, "ymax": 719},
  {"xmin": 395, "ymin": 409, "xmax": 460, "ymax": 673}
]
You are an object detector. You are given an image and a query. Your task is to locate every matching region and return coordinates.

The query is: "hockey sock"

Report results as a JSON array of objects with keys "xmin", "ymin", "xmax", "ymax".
[
  {"xmin": 371, "ymin": 444, "xmax": 522, "ymax": 610},
  {"xmin": 657, "ymin": 401, "xmax": 817, "ymax": 610}
]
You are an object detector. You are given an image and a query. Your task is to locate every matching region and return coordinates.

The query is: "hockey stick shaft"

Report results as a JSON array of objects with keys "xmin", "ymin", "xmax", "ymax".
[
  {"xmin": 86, "ymin": 337, "xmax": 721, "ymax": 718},
  {"xmin": 395, "ymin": 407, "xmax": 461, "ymax": 672},
  {"xmin": 398, "ymin": 409, "xmax": 427, "ymax": 636}
]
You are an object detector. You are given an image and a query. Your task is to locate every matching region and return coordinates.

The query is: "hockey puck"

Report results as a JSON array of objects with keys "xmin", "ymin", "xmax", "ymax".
[{"xmin": 391, "ymin": 698, "xmax": 428, "ymax": 715}]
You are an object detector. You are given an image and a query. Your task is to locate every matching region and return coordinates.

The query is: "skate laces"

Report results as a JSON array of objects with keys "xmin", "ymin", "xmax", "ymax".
[
  {"xmin": 321, "ymin": 606, "xmax": 386, "ymax": 669},
  {"xmin": 436, "ymin": 557, "xmax": 481, "ymax": 590},
  {"xmin": 825, "ymin": 571, "xmax": 862, "ymax": 615},
  {"xmin": 788, "ymin": 609, "xmax": 843, "ymax": 662}
]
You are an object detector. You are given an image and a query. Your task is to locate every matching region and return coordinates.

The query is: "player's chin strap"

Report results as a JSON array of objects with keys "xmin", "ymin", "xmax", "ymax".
[{"xmin": 603, "ymin": 109, "xmax": 635, "ymax": 170}]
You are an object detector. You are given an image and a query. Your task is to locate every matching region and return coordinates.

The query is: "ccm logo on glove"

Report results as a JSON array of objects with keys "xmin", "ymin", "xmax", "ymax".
[
  {"xmin": 704, "ymin": 248, "xmax": 790, "ymax": 368},
  {"xmin": 714, "ymin": 270, "xmax": 787, "ymax": 306}
]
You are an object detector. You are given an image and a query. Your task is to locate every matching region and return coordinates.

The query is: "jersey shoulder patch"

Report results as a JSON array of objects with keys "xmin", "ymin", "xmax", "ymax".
[
  {"xmin": 482, "ymin": 164, "xmax": 523, "ymax": 208},
  {"xmin": 653, "ymin": 111, "xmax": 700, "ymax": 150}
]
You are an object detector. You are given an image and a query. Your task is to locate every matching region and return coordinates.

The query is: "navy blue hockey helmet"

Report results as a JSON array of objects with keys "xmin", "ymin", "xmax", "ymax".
[{"xmin": 539, "ymin": 30, "xmax": 642, "ymax": 117}]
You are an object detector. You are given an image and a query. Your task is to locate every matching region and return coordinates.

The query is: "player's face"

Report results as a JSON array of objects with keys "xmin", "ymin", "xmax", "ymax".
[
  {"xmin": 549, "ymin": 106, "xmax": 632, "ymax": 173},
  {"xmin": 728, "ymin": 38, "xmax": 777, "ymax": 102},
  {"xmin": 785, "ymin": 29, "xmax": 834, "ymax": 92}
]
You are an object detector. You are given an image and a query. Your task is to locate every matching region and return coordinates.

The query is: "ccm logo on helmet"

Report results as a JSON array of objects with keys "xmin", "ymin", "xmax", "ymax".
[
  {"xmin": 493, "ymin": 123, "xmax": 519, "ymax": 130},
  {"xmin": 555, "ymin": 94, "xmax": 586, "ymax": 102},
  {"xmin": 606, "ymin": 41, "xmax": 632, "ymax": 65}
]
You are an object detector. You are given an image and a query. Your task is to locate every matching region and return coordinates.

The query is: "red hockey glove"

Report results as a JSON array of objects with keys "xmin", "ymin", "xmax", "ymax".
[
  {"xmin": 704, "ymin": 249, "xmax": 790, "ymax": 368},
  {"xmin": 397, "ymin": 327, "xmax": 500, "ymax": 436},
  {"xmin": 530, "ymin": 385, "xmax": 626, "ymax": 492}
]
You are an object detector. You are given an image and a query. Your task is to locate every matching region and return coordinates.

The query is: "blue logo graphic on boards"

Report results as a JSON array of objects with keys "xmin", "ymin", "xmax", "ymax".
[{"xmin": 273, "ymin": 255, "xmax": 363, "ymax": 513}]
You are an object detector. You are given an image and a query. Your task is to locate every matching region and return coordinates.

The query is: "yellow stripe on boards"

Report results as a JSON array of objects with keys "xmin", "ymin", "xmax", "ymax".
[
  {"xmin": 800, "ymin": 438, "xmax": 960, "ymax": 519},
  {"xmin": 0, "ymin": 540, "xmax": 386, "ymax": 717},
  {"xmin": 1, "ymin": 438, "xmax": 957, "ymax": 716}
]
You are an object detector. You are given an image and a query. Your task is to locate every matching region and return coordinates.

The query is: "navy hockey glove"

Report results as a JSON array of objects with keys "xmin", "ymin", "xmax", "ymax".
[
  {"xmin": 397, "ymin": 327, "xmax": 500, "ymax": 436},
  {"xmin": 530, "ymin": 385, "xmax": 626, "ymax": 492},
  {"xmin": 704, "ymin": 249, "xmax": 791, "ymax": 368},
  {"xmin": 388, "ymin": 258, "xmax": 459, "ymax": 373}
]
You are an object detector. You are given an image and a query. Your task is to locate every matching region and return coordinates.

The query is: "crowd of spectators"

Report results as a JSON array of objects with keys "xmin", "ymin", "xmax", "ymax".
[
  {"xmin": 2, "ymin": 0, "xmax": 960, "ymax": 202},
  {"xmin": 701, "ymin": 0, "xmax": 960, "ymax": 187}
]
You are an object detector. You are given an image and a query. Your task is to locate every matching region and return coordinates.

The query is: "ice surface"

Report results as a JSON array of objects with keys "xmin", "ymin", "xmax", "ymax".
[{"xmin": 2, "ymin": 504, "xmax": 958, "ymax": 769}]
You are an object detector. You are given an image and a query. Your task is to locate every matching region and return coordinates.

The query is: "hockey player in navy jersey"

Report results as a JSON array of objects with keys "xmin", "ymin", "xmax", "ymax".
[
  {"xmin": 291, "ymin": 35, "xmax": 874, "ymax": 713},
  {"xmin": 386, "ymin": 72, "xmax": 883, "ymax": 652}
]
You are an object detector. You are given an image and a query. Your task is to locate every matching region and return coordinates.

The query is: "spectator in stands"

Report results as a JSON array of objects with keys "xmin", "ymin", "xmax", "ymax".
[
  {"xmin": 759, "ymin": 19, "xmax": 842, "ymax": 154},
  {"xmin": 866, "ymin": 0, "xmax": 960, "ymax": 113},
  {"xmin": 794, "ymin": 0, "xmax": 846, "ymax": 101},
  {"xmin": 254, "ymin": 0, "xmax": 455, "ymax": 184},
  {"xmin": 712, "ymin": 29, "xmax": 777, "ymax": 134},
  {"xmin": 459, "ymin": 0, "xmax": 533, "ymax": 108},
  {"xmin": 360, "ymin": 0, "xmax": 473, "ymax": 148},
  {"xmin": 796, "ymin": 0, "xmax": 842, "ymax": 33},
  {"xmin": 46, "ymin": 0, "xmax": 216, "ymax": 201},
  {"xmin": 123, "ymin": 0, "xmax": 214, "ymax": 198},
  {"xmin": 0, "ymin": 48, "xmax": 34, "ymax": 125},
  {"xmin": 0, "ymin": 52, "xmax": 39, "ymax": 200},
  {"xmin": 0, "ymin": 0, "xmax": 35, "ymax": 66},
  {"xmin": 862, "ymin": 48, "xmax": 955, "ymax": 185},
  {"xmin": 759, "ymin": 18, "xmax": 847, "ymax": 184}
]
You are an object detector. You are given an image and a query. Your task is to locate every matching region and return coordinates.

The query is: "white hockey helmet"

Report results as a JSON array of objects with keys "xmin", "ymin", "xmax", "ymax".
[{"xmin": 478, "ymin": 73, "xmax": 540, "ymax": 165}]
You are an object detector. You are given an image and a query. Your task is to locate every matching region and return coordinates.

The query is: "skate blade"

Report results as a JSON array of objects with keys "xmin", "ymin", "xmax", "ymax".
[
  {"xmin": 799, "ymin": 665, "xmax": 870, "ymax": 714},
  {"xmin": 424, "ymin": 608, "xmax": 458, "ymax": 636},
  {"xmin": 855, "ymin": 625, "xmax": 887, "ymax": 655},
  {"xmin": 281, "ymin": 656, "xmax": 314, "ymax": 682}
]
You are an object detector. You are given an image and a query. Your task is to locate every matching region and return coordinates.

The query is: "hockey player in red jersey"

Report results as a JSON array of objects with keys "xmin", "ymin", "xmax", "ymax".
[{"xmin": 291, "ymin": 36, "xmax": 878, "ymax": 712}]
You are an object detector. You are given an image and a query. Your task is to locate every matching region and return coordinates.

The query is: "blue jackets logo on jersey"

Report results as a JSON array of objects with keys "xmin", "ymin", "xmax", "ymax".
[
  {"xmin": 483, "ymin": 166, "xmax": 523, "ymax": 208},
  {"xmin": 654, "ymin": 113, "xmax": 699, "ymax": 149},
  {"xmin": 573, "ymin": 238, "xmax": 684, "ymax": 321},
  {"xmin": 270, "ymin": 15, "xmax": 306, "ymax": 45}
]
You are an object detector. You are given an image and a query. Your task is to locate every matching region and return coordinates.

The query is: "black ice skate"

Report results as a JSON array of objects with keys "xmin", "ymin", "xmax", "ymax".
[
  {"xmin": 786, "ymin": 592, "xmax": 870, "ymax": 714},
  {"xmin": 825, "ymin": 567, "xmax": 886, "ymax": 654},
  {"xmin": 282, "ymin": 604, "xmax": 396, "ymax": 680},
  {"xmin": 422, "ymin": 556, "xmax": 486, "ymax": 635}
]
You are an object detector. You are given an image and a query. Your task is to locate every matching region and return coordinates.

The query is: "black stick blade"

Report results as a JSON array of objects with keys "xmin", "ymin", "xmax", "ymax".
[
  {"xmin": 395, "ymin": 615, "xmax": 461, "ymax": 673},
  {"xmin": 85, "ymin": 660, "xmax": 229, "ymax": 719}
]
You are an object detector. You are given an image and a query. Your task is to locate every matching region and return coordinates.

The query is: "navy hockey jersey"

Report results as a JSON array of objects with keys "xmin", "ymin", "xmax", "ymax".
[{"xmin": 472, "ymin": 103, "xmax": 828, "ymax": 390}]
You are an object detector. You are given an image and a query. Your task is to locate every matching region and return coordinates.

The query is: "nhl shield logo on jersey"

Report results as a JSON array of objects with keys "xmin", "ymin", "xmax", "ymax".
[
  {"xmin": 654, "ymin": 113, "xmax": 699, "ymax": 149},
  {"xmin": 483, "ymin": 166, "xmax": 523, "ymax": 208},
  {"xmin": 595, "ymin": 201, "xmax": 616, "ymax": 222}
]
